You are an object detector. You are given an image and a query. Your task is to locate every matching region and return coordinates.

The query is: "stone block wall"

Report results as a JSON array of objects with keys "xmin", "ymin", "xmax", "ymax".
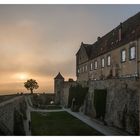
[
  {"xmin": 85, "ymin": 78, "xmax": 140, "ymax": 135},
  {"xmin": 0, "ymin": 95, "xmax": 25, "ymax": 135},
  {"xmin": 54, "ymin": 79, "xmax": 64, "ymax": 104},
  {"xmin": 62, "ymin": 81, "xmax": 77, "ymax": 107}
]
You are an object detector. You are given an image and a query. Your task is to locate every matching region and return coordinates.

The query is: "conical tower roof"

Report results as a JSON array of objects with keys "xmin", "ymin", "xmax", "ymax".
[{"xmin": 54, "ymin": 72, "xmax": 64, "ymax": 79}]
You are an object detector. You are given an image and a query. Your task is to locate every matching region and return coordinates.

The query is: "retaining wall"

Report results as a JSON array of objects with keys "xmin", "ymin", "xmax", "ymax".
[
  {"xmin": 85, "ymin": 78, "xmax": 140, "ymax": 135},
  {"xmin": 0, "ymin": 95, "xmax": 25, "ymax": 135}
]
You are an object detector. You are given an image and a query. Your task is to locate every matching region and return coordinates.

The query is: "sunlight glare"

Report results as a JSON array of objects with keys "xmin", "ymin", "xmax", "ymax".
[{"xmin": 14, "ymin": 73, "xmax": 29, "ymax": 81}]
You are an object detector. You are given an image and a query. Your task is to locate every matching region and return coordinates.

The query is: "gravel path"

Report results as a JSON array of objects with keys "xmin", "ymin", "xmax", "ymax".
[{"xmin": 63, "ymin": 108, "xmax": 129, "ymax": 136}]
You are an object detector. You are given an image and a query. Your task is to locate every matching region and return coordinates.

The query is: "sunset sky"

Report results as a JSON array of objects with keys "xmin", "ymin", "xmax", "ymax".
[{"xmin": 0, "ymin": 4, "xmax": 140, "ymax": 94}]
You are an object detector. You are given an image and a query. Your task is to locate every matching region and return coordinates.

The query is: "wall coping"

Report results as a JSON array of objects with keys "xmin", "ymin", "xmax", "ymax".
[{"xmin": 0, "ymin": 96, "xmax": 23, "ymax": 107}]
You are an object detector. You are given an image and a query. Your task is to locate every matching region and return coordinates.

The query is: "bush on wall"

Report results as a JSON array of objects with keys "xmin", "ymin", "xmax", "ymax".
[{"xmin": 68, "ymin": 85, "xmax": 88, "ymax": 112}]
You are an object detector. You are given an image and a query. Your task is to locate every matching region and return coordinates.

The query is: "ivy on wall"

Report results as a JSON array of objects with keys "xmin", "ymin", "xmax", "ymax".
[
  {"xmin": 68, "ymin": 85, "xmax": 88, "ymax": 112},
  {"xmin": 94, "ymin": 89, "xmax": 107, "ymax": 120}
]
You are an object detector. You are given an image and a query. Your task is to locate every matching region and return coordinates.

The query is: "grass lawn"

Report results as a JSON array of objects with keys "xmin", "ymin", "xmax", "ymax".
[{"xmin": 31, "ymin": 111, "xmax": 103, "ymax": 136}]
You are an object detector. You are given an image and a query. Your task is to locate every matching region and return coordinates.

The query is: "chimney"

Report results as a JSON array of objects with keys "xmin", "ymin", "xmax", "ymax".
[
  {"xmin": 97, "ymin": 36, "xmax": 101, "ymax": 41},
  {"xmin": 80, "ymin": 42, "xmax": 83, "ymax": 47}
]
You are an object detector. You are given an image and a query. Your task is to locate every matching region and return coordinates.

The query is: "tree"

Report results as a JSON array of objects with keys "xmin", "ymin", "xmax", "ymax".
[{"xmin": 24, "ymin": 79, "xmax": 39, "ymax": 94}]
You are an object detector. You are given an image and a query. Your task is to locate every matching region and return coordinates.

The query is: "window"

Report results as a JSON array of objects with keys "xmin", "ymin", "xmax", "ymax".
[
  {"xmin": 121, "ymin": 49, "xmax": 126, "ymax": 62},
  {"xmin": 129, "ymin": 46, "xmax": 136, "ymax": 60},
  {"xmin": 83, "ymin": 66, "xmax": 84, "ymax": 72},
  {"xmin": 107, "ymin": 55, "xmax": 111, "ymax": 66},
  {"xmin": 85, "ymin": 65, "xmax": 87, "ymax": 72},
  {"xmin": 101, "ymin": 58, "xmax": 105, "ymax": 68},
  {"xmin": 90, "ymin": 63, "xmax": 93, "ymax": 70},
  {"xmin": 80, "ymin": 68, "xmax": 82, "ymax": 73},
  {"xmin": 94, "ymin": 60, "xmax": 98, "ymax": 69}
]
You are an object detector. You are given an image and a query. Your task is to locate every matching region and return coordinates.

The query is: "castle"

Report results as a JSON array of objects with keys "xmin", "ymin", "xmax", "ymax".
[
  {"xmin": 76, "ymin": 12, "xmax": 140, "ymax": 81},
  {"xmin": 54, "ymin": 12, "xmax": 140, "ymax": 135}
]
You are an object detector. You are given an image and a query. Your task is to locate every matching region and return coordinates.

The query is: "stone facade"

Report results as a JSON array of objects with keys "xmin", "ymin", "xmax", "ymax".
[{"xmin": 76, "ymin": 12, "xmax": 140, "ymax": 81}]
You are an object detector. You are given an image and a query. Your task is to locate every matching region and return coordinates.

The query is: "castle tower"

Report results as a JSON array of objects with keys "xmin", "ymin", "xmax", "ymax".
[{"xmin": 54, "ymin": 72, "xmax": 64, "ymax": 104}]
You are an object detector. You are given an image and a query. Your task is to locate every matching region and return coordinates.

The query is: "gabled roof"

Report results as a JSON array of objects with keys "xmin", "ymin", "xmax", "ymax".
[
  {"xmin": 84, "ymin": 44, "xmax": 93, "ymax": 58},
  {"xmin": 76, "ymin": 42, "xmax": 92, "ymax": 58},
  {"xmin": 54, "ymin": 72, "xmax": 64, "ymax": 79},
  {"xmin": 76, "ymin": 12, "xmax": 140, "ymax": 60}
]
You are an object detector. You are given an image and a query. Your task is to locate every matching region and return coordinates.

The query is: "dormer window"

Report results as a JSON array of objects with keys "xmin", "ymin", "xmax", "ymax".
[
  {"xmin": 112, "ymin": 32, "xmax": 115, "ymax": 36},
  {"xmin": 119, "ymin": 23, "xmax": 122, "ymax": 41}
]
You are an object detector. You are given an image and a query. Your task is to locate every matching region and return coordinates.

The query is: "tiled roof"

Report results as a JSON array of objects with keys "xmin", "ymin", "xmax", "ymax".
[
  {"xmin": 54, "ymin": 72, "xmax": 64, "ymax": 79},
  {"xmin": 78, "ymin": 12, "xmax": 140, "ymax": 60},
  {"xmin": 84, "ymin": 44, "xmax": 93, "ymax": 58}
]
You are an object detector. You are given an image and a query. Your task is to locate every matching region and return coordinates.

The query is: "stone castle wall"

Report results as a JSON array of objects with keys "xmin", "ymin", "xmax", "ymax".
[
  {"xmin": 54, "ymin": 79, "xmax": 64, "ymax": 104},
  {"xmin": 62, "ymin": 81, "xmax": 77, "ymax": 107},
  {"xmin": 55, "ymin": 74, "xmax": 140, "ymax": 135},
  {"xmin": 85, "ymin": 78, "xmax": 140, "ymax": 135},
  {"xmin": 0, "ymin": 95, "xmax": 25, "ymax": 134}
]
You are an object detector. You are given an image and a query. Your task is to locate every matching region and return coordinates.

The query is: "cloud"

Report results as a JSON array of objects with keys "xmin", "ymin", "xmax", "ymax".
[{"xmin": 0, "ymin": 5, "xmax": 140, "ymax": 94}]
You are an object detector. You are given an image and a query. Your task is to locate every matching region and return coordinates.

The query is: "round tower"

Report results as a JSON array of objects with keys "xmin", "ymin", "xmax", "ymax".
[{"xmin": 54, "ymin": 72, "xmax": 64, "ymax": 104}]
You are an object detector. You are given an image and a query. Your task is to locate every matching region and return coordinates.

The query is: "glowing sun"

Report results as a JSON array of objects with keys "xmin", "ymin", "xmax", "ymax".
[
  {"xmin": 14, "ymin": 73, "xmax": 29, "ymax": 81},
  {"xmin": 19, "ymin": 73, "xmax": 28, "ymax": 80}
]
